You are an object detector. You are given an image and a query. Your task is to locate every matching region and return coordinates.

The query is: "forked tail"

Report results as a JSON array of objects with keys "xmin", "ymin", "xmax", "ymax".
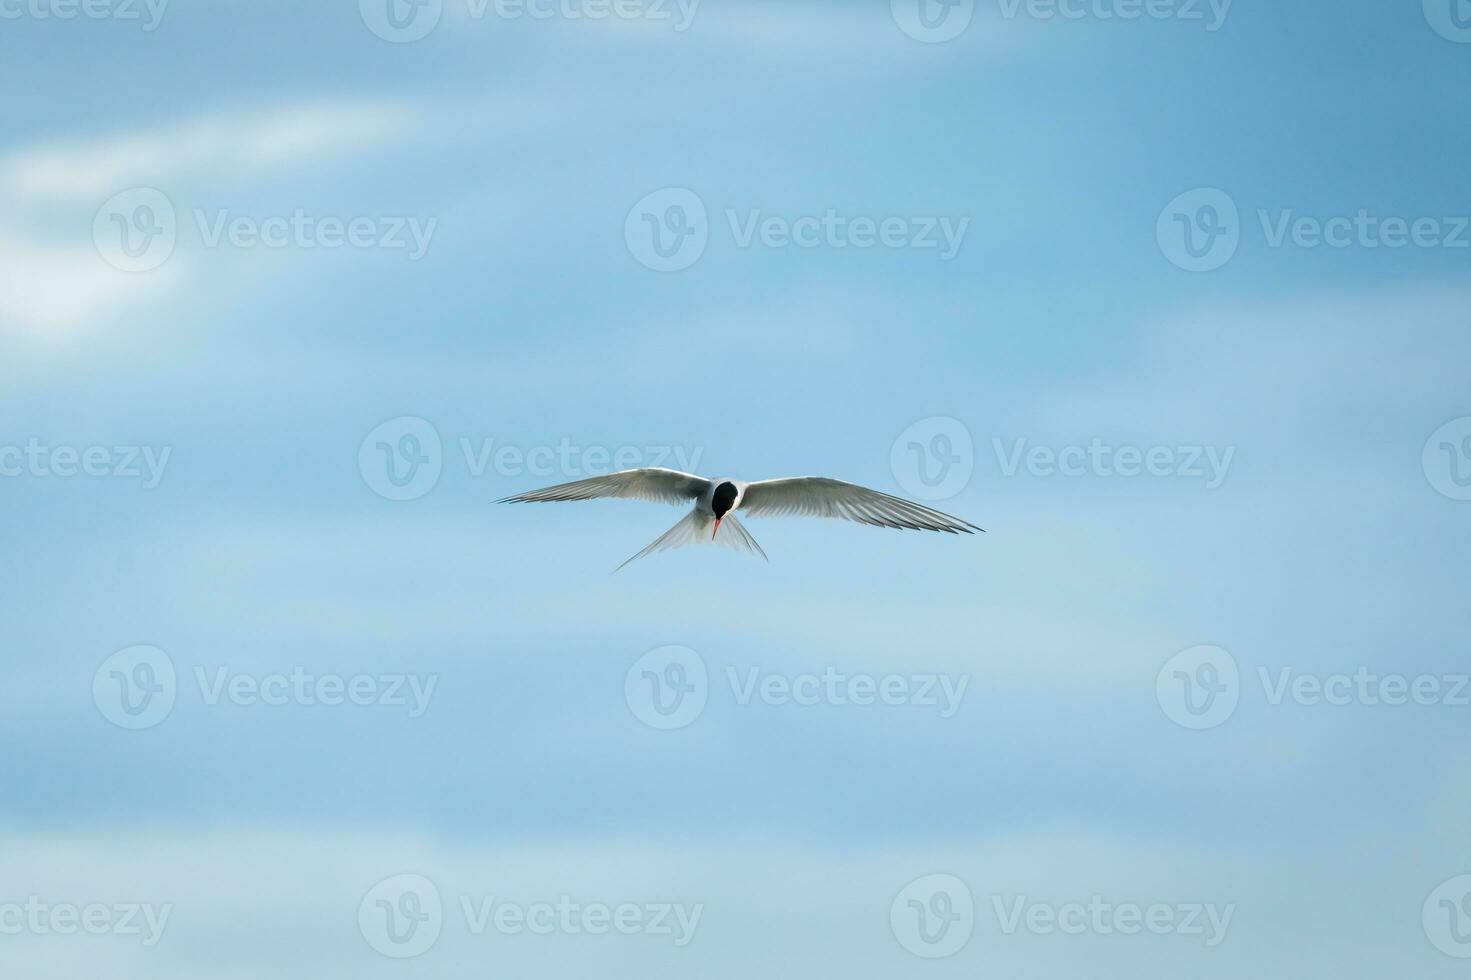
[{"xmin": 614, "ymin": 509, "xmax": 768, "ymax": 572}]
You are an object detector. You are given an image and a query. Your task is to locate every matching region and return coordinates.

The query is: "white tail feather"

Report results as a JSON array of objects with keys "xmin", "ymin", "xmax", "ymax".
[
  {"xmin": 715, "ymin": 513, "xmax": 767, "ymax": 562},
  {"xmin": 614, "ymin": 508, "xmax": 767, "ymax": 572}
]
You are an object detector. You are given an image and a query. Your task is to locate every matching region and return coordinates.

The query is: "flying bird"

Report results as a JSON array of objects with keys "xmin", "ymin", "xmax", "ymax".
[{"xmin": 498, "ymin": 468, "xmax": 982, "ymax": 570}]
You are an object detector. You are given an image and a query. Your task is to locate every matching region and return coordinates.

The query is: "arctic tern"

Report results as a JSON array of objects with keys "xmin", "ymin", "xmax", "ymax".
[{"xmin": 498, "ymin": 467, "xmax": 981, "ymax": 570}]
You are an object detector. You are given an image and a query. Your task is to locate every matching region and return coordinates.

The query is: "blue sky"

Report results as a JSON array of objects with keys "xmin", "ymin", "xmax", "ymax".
[{"xmin": 2, "ymin": 1, "xmax": 1471, "ymax": 976}]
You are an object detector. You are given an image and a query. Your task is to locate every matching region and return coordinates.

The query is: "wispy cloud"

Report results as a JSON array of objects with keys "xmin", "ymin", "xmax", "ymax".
[
  {"xmin": 0, "ymin": 237, "xmax": 181, "ymax": 330},
  {"xmin": 0, "ymin": 99, "xmax": 416, "ymax": 330},
  {"xmin": 0, "ymin": 100, "xmax": 414, "ymax": 203}
]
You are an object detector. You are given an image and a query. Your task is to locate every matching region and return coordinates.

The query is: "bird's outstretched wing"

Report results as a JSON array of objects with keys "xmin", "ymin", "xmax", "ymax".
[
  {"xmin": 498, "ymin": 468, "xmax": 709, "ymax": 506},
  {"xmin": 739, "ymin": 477, "xmax": 981, "ymax": 534}
]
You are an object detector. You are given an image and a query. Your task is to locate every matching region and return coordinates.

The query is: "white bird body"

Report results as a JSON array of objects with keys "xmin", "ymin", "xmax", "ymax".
[{"xmin": 499, "ymin": 467, "xmax": 980, "ymax": 570}]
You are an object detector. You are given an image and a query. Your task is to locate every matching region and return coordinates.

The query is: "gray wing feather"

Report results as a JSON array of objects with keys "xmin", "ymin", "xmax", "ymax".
[
  {"xmin": 498, "ymin": 468, "xmax": 709, "ymax": 506},
  {"xmin": 738, "ymin": 477, "xmax": 981, "ymax": 534}
]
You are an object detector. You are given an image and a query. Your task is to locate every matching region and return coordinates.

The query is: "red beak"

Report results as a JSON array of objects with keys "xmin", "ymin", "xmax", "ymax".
[{"xmin": 712, "ymin": 517, "xmax": 722, "ymax": 539}]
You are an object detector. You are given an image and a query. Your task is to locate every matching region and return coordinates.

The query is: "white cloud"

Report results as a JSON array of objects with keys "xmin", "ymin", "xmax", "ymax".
[
  {"xmin": 0, "ymin": 236, "xmax": 180, "ymax": 331},
  {"xmin": 0, "ymin": 99, "xmax": 415, "ymax": 330},
  {"xmin": 0, "ymin": 100, "xmax": 414, "ymax": 203}
]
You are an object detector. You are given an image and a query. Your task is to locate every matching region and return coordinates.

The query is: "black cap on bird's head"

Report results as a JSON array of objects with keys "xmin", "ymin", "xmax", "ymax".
[{"xmin": 711, "ymin": 481, "xmax": 738, "ymax": 538}]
